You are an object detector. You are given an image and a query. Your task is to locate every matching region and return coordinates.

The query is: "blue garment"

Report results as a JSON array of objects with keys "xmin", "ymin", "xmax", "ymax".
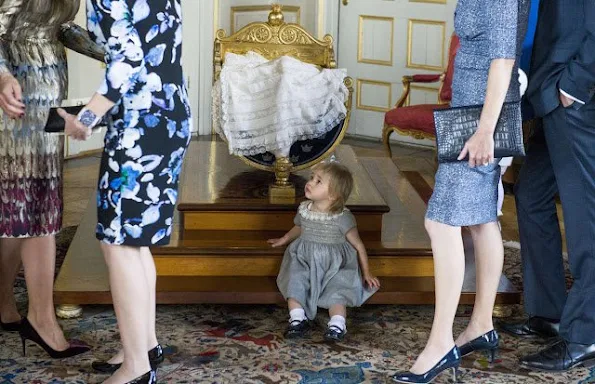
[
  {"xmin": 526, "ymin": 0, "xmax": 595, "ymax": 117},
  {"xmin": 517, "ymin": 0, "xmax": 595, "ymax": 345},
  {"xmin": 426, "ymin": 0, "xmax": 530, "ymax": 226},
  {"xmin": 87, "ymin": 0, "xmax": 192, "ymax": 245}
]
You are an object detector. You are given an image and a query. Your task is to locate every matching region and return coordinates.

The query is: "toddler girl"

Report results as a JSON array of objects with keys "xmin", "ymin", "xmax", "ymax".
[{"xmin": 269, "ymin": 161, "xmax": 380, "ymax": 342}]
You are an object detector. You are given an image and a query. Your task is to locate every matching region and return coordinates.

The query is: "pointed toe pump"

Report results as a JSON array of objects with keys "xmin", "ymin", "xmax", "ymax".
[
  {"xmin": 19, "ymin": 318, "xmax": 91, "ymax": 359},
  {"xmin": 391, "ymin": 346, "xmax": 461, "ymax": 384},
  {"xmin": 458, "ymin": 329, "xmax": 499, "ymax": 363}
]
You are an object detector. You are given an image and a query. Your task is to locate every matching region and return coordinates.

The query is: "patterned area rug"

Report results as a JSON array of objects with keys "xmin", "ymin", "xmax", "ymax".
[{"xmin": 1, "ymin": 230, "xmax": 590, "ymax": 384}]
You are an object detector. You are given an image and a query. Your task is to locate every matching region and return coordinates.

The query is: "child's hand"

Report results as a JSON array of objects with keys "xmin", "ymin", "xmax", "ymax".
[
  {"xmin": 267, "ymin": 237, "xmax": 287, "ymax": 247},
  {"xmin": 363, "ymin": 273, "xmax": 380, "ymax": 289}
]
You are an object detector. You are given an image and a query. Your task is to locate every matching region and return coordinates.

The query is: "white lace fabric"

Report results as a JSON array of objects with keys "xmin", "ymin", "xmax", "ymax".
[{"xmin": 212, "ymin": 52, "xmax": 349, "ymax": 156}]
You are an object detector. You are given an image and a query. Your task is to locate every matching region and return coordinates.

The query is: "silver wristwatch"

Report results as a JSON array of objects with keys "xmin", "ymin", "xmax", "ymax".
[{"xmin": 76, "ymin": 108, "xmax": 102, "ymax": 129}]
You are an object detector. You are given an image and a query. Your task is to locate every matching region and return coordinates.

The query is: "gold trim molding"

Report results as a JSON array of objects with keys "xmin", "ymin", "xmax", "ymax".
[
  {"xmin": 356, "ymin": 78, "xmax": 392, "ymax": 112},
  {"xmin": 409, "ymin": 0, "xmax": 447, "ymax": 4},
  {"xmin": 358, "ymin": 15, "xmax": 394, "ymax": 66},
  {"xmin": 230, "ymin": 5, "xmax": 301, "ymax": 34},
  {"xmin": 407, "ymin": 19, "xmax": 446, "ymax": 71},
  {"xmin": 406, "ymin": 84, "xmax": 440, "ymax": 106}
]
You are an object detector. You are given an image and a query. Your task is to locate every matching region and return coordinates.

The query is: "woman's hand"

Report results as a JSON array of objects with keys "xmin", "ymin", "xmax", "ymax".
[
  {"xmin": 457, "ymin": 129, "xmax": 495, "ymax": 167},
  {"xmin": 267, "ymin": 236, "xmax": 288, "ymax": 247},
  {"xmin": 57, "ymin": 108, "xmax": 92, "ymax": 141},
  {"xmin": 0, "ymin": 73, "xmax": 25, "ymax": 119},
  {"xmin": 362, "ymin": 273, "xmax": 380, "ymax": 289}
]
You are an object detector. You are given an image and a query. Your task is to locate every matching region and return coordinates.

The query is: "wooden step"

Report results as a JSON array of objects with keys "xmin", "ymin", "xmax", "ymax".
[
  {"xmin": 53, "ymin": 141, "xmax": 520, "ymax": 307},
  {"xmin": 152, "ymin": 228, "xmax": 434, "ymax": 277},
  {"xmin": 57, "ymin": 276, "xmax": 520, "ymax": 305},
  {"xmin": 181, "ymin": 211, "xmax": 384, "ymax": 239}
]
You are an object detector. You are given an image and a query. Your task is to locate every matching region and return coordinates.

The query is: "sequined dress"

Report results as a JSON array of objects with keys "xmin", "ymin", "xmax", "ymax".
[
  {"xmin": 276, "ymin": 201, "xmax": 378, "ymax": 320},
  {"xmin": 0, "ymin": 0, "xmax": 103, "ymax": 237},
  {"xmin": 425, "ymin": 0, "xmax": 529, "ymax": 226}
]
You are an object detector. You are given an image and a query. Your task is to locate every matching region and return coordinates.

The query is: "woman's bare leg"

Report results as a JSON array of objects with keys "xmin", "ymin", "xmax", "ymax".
[
  {"xmin": 408, "ymin": 219, "xmax": 465, "ymax": 374},
  {"xmin": 455, "ymin": 222, "xmax": 503, "ymax": 346},
  {"xmin": 0, "ymin": 238, "xmax": 23, "ymax": 323},
  {"xmin": 21, "ymin": 236, "xmax": 69, "ymax": 350},
  {"xmin": 104, "ymin": 246, "xmax": 158, "ymax": 366},
  {"xmin": 101, "ymin": 243, "xmax": 151, "ymax": 384}
]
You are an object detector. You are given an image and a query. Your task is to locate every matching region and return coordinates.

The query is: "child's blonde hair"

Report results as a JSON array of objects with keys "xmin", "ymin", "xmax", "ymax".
[{"xmin": 312, "ymin": 161, "xmax": 353, "ymax": 213}]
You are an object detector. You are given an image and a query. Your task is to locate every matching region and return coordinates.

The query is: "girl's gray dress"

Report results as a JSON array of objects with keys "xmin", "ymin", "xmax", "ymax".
[
  {"xmin": 277, "ymin": 201, "xmax": 377, "ymax": 320},
  {"xmin": 425, "ymin": 0, "xmax": 529, "ymax": 226}
]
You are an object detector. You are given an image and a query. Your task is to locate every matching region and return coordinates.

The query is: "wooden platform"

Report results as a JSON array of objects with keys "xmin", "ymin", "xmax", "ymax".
[{"xmin": 54, "ymin": 140, "xmax": 520, "ymax": 307}]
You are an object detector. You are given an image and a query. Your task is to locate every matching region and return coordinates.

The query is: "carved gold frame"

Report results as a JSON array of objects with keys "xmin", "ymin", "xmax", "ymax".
[
  {"xmin": 230, "ymin": 5, "xmax": 301, "ymax": 34},
  {"xmin": 213, "ymin": 5, "xmax": 353, "ymax": 174}
]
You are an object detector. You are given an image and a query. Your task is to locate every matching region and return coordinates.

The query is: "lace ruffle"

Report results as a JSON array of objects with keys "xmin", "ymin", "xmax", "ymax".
[
  {"xmin": 212, "ymin": 52, "xmax": 349, "ymax": 156},
  {"xmin": 298, "ymin": 201, "xmax": 347, "ymax": 222}
]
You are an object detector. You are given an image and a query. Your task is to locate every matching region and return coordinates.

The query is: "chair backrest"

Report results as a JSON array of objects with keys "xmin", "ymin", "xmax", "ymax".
[{"xmin": 439, "ymin": 34, "xmax": 460, "ymax": 104}]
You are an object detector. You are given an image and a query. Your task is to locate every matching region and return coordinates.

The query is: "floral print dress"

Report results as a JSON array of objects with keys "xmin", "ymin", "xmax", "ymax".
[{"xmin": 87, "ymin": 0, "xmax": 192, "ymax": 246}]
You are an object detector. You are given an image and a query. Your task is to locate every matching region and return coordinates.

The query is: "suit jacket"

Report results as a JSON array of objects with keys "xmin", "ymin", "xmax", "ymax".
[{"xmin": 527, "ymin": 0, "xmax": 595, "ymax": 117}]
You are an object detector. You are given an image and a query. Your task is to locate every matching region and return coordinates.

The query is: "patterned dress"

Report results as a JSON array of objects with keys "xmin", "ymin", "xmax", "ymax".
[
  {"xmin": 87, "ymin": 0, "xmax": 192, "ymax": 246},
  {"xmin": 0, "ymin": 0, "xmax": 103, "ymax": 237},
  {"xmin": 425, "ymin": 0, "xmax": 530, "ymax": 226},
  {"xmin": 277, "ymin": 201, "xmax": 377, "ymax": 320}
]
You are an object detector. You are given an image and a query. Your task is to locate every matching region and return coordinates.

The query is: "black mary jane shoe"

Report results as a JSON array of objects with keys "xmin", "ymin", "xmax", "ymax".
[
  {"xmin": 391, "ymin": 346, "xmax": 461, "ymax": 384},
  {"xmin": 284, "ymin": 319, "xmax": 310, "ymax": 339},
  {"xmin": 125, "ymin": 370, "xmax": 156, "ymax": 384},
  {"xmin": 323, "ymin": 325, "xmax": 346, "ymax": 342},
  {"xmin": 0, "ymin": 318, "xmax": 22, "ymax": 332},
  {"xmin": 92, "ymin": 344, "xmax": 164, "ymax": 374},
  {"xmin": 458, "ymin": 329, "xmax": 499, "ymax": 363}
]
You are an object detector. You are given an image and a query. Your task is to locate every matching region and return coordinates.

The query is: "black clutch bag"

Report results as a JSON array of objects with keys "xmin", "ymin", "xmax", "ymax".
[
  {"xmin": 433, "ymin": 101, "xmax": 525, "ymax": 163},
  {"xmin": 44, "ymin": 106, "xmax": 83, "ymax": 133},
  {"xmin": 44, "ymin": 105, "xmax": 106, "ymax": 133}
]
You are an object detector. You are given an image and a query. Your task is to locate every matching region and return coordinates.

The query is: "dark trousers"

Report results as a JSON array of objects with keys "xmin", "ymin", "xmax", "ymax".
[{"xmin": 515, "ymin": 102, "xmax": 595, "ymax": 344}]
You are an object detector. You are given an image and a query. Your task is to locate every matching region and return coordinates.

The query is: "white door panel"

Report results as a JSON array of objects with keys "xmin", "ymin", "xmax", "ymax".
[{"xmin": 338, "ymin": 0, "xmax": 456, "ymax": 144}]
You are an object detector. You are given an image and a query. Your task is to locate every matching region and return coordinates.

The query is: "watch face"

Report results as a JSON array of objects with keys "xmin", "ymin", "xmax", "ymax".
[
  {"xmin": 78, "ymin": 109, "xmax": 98, "ymax": 127},
  {"xmin": 244, "ymin": 121, "xmax": 344, "ymax": 168}
]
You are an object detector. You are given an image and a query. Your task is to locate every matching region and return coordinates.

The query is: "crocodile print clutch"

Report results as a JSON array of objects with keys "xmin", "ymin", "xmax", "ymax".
[{"xmin": 434, "ymin": 101, "xmax": 525, "ymax": 163}]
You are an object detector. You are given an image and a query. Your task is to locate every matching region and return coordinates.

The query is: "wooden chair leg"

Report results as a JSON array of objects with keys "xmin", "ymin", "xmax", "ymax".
[{"xmin": 382, "ymin": 126, "xmax": 393, "ymax": 158}]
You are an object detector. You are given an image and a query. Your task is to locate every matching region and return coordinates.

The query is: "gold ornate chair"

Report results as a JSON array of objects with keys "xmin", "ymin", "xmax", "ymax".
[
  {"xmin": 382, "ymin": 34, "xmax": 460, "ymax": 157},
  {"xmin": 213, "ymin": 5, "xmax": 353, "ymax": 199}
]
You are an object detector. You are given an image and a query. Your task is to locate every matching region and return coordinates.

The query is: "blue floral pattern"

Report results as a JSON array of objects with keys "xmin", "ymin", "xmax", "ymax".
[{"xmin": 87, "ymin": 0, "xmax": 192, "ymax": 246}]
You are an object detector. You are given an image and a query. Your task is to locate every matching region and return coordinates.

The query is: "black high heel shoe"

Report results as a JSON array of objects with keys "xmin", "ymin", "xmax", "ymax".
[
  {"xmin": 125, "ymin": 370, "xmax": 156, "ymax": 384},
  {"xmin": 19, "ymin": 317, "xmax": 91, "ymax": 359},
  {"xmin": 391, "ymin": 346, "xmax": 461, "ymax": 384},
  {"xmin": 458, "ymin": 329, "xmax": 499, "ymax": 363},
  {"xmin": 0, "ymin": 317, "xmax": 22, "ymax": 332},
  {"xmin": 92, "ymin": 344, "xmax": 165, "ymax": 373}
]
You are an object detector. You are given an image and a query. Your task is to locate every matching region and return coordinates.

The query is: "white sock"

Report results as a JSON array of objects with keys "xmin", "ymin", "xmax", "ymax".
[
  {"xmin": 289, "ymin": 308, "xmax": 306, "ymax": 323},
  {"xmin": 328, "ymin": 315, "xmax": 346, "ymax": 332}
]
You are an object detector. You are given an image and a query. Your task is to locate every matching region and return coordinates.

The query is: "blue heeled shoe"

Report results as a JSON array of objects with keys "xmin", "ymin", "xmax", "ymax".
[
  {"xmin": 391, "ymin": 346, "xmax": 461, "ymax": 384},
  {"xmin": 458, "ymin": 329, "xmax": 499, "ymax": 363}
]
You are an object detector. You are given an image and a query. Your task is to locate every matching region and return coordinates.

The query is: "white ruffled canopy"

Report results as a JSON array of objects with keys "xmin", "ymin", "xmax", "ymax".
[{"xmin": 212, "ymin": 52, "xmax": 348, "ymax": 157}]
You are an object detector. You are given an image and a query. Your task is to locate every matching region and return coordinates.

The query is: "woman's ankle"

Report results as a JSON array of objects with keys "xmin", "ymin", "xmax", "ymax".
[
  {"xmin": 465, "ymin": 318, "xmax": 494, "ymax": 335},
  {"xmin": 0, "ymin": 306, "xmax": 21, "ymax": 323}
]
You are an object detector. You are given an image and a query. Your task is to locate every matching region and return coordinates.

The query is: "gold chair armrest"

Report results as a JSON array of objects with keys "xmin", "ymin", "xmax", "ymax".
[{"xmin": 394, "ymin": 76, "xmax": 413, "ymax": 108}]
